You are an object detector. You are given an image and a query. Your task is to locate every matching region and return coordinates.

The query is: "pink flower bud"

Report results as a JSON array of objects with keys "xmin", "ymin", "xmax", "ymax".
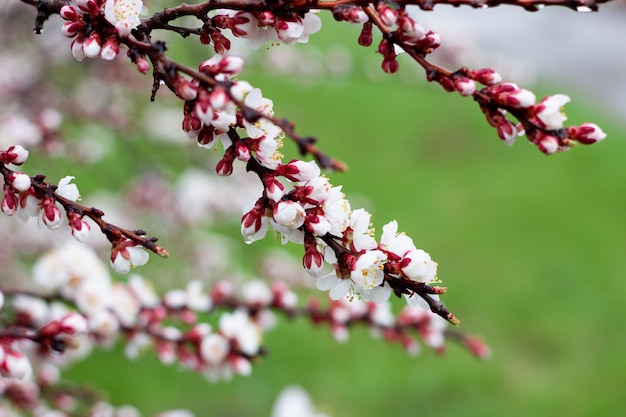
[
  {"xmin": 100, "ymin": 39, "xmax": 120, "ymax": 61},
  {"xmin": 398, "ymin": 15, "xmax": 424, "ymax": 43},
  {"xmin": 241, "ymin": 200, "xmax": 267, "ymax": 237},
  {"xmin": 264, "ymin": 177, "xmax": 285, "ymax": 202},
  {"xmin": 220, "ymin": 55, "xmax": 244, "ymax": 75},
  {"xmin": 59, "ymin": 312, "xmax": 88, "ymax": 334},
  {"xmin": 231, "ymin": 355, "xmax": 252, "ymax": 376},
  {"xmin": 506, "ymin": 88, "xmax": 536, "ymax": 108},
  {"xmin": 61, "ymin": 20, "xmax": 84, "ymax": 37},
  {"xmin": 496, "ymin": 119, "xmax": 518, "ymax": 146},
  {"xmin": 415, "ymin": 31, "xmax": 441, "ymax": 52},
  {"xmin": 216, "ymin": 155, "xmax": 234, "ymax": 176},
  {"xmin": 235, "ymin": 142, "xmax": 251, "ymax": 162},
  {"xmin": 537, "ymin": 135, "xmax": 560, "ymax": 154},
  {"xmin": 377, "ymin": 4, "xmax": 398, "ymax": 26},
  {"xmin": 348, "ymin": 7, "xmax": 369, "ymax": 23},
  {"xmin": 2, "ymin": 350, "xmax": 33, "ymax": 380},
  {"xmin": 71, "ymin": 38, "xmax": 86, "ymax": 62},
  {"xmin": 358, "ymin": 22, "xmax": 373, "ymax": 47},
  {"xmin": 273, "ymin": 201, "xmax": 306, "ymax": 229},
  {"xmin": 382, "ymin": 56, "xmax": 399, "ymax": 74},
  {"xmin": 195, "ymin": 96, "xmax": 215, "ymax": 125},
  {"xmin": 136, "ymin": 56, "xmax": 150, "ymax": 74},
  {"xmin": 569, "ymin": 122, "xmax": 606, "ymax": 144},
  {"xmin": 278, "ymin": 160, "xmax": 321, "ymax": 182},
  {"xmin": 1, "ymin": 145, "xmax": 29, "ymax": 165},
  {"xmin": 304, "ymin": 214, "xmax": 332, "ymax": 236},
  {"xmin": 42, "ymin": 200, "xmax": 63, "ymax": 230},
  {"xmin": 69, "ymin": 212, "xmax": 91, "ymax": 242},
  {"xmin": 303, "ymin": 248, "xmax": 325, "ymax": 277},
  {"xmin": 83, "ymin": 33, "xmax": 102, "ymax": 58},
  {"xmin": 470, "ymin": 68, "xmax": 502, "ymax": 86},
  {"xmin": 76, "ymin": 0, "xmax": 94, "ymax": 13},
  {"xmin": 9, "ymin": 172, "xmax": 32, "ymax": 192},
  {"xmin": 257, "ymin": 11, "xmax": 275, "ymax": 26},
  {"xmin": 182, "ymin": 113, "xmax": 202, "ymax": 134},
  {"xmin": 176, "ymin": 79, "xmax": 198, "ymax": 101},
  {"xmin": 60, "ymin": 5, "xmax": 81, "ymax": 21},
  {"xmin": 2, "ymin": 186, "xmax": 18, "ymax": 216},
  {"xmin": 209, "ymin": 88, "xmax": 229, "ymax": 111},
  {"xmin": 455, "ymin": 78, "xmax": 476, "ymax": 97}
]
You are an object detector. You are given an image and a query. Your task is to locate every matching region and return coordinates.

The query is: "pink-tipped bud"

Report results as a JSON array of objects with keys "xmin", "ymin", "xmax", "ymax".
[
  {"xmin": 71, "ymin": 38, "xmax": 86, "ymax": 61},
  {"xmin": 61, "ymin": 20, "xmax": 84, "ymax": 37},
  {"xmin": 415, "ymin": 31, "xmax": 441, "ymax": 52},
  {"xmin": 469, "ymin": 68, "xmax": 502, "ymax": 86},
  {"xmin": 76, "ymin": 0, "xmax": 99, "ymax": 15},
  {"xmin": 209, "ymin": 88, "xmax": 229, "ymax": 111},
  {"xmin": 195, "ymin": 94, "xmax": 215, "ymax": 125},
  {"xmin": 59, "ymin": 313, "xmax": 88, "ymax": 334},
  {"xmin": 235, "ymin": 142, "xmax": 251, "ymax": 162},
  {"xmin": 537, "ymin": 135, "xmax": 560, "ymax": 155},
  {"xmin": 257, "ymin": 11, "xmax": 275, "ymax": 26},
  {"xmin": 272, "ymin": 200, "xmax": 306, "ymax": 229},
  {"xmin": 241, "ymin": 200, "xmax": 266, "ymax": 237},
  {"xmin": 220, "ymin": 55, "xmax": 244, "ymax": 75},
  {"xmin": 83, "ymin": 33, "xmax": 102, "ymax": 58},
  {"xmin": 377, "ymin": 4, "xmax": 398, "ymax": 26},
  {"xmin": 68, "ymin": 211, "xmax": 91, "ymax": 242},
  {"xmin": 230, "ymin": 356, "xmax": 252, "ymax": 376},
  {"xmin": 496, "ymin": 84, "xmax": 536, "ymax": 108},
  {"xmin": 496, "ymin": 119, "xmax": 518, "ymax": 146},
  {"xmin": 182, "ymin": 113, "xmax": 202, "ymax": 135},
  {"xmin": 277, "ymin": 160, "xmax": 321, "ymax": 182},
  {"xmin": 348, "ymin": 7, "xmax": 369, "ymax": 23},
  {"xmin": 455, "ymin": 78, "xmax": 476, "ymax": 97},
  {"xmin": 100, "ymin": 39, "xmax": 120, "ymax": 60},
  {"xmin": 60, "ymin": 5, "xmax": 81, "ymax": 21},
  {"xmin": 398, "ymin": 15, "xmax": 424, "ymax": 43},
  {"xmin": 264, "ymin": 177, "xmax": 285, "ymax": 202},
  {"xmin": 42, "ymin": 198, "xmax": 63, "ymax": 230},
  {"xmin": 569, "ymin": 122, "xmax": 606, "ymax": 145},
  {"xmin": 2, "ymin": 185, "xmax": 18, "ymax": 216},
  {"xmin": 9, "ymin": 172, "xmax": 31, "ymax": 192},
  {"xmin": 135, "ymin": 56, "xmax": 150, "ymax": 74},
  {"xmin": 382, "ymin": 56, "xmax": 399, "ymax": 74},
  {"xmin": 176, "ymin": 79, "xmax": 198, "ymax": 101},
  {"xmin": 216, "ymin": 155, "xmax": 234, "ymax": 176},
  {"xmin": 2, "ymin": 350, "xmax": 33, "ymax": 380},
  {"xmin": 304, "ymin": 214, "xmax": 332, "ymax": 237},
  {"xmin": 1, "ymin": 145, "xmax": 29, "ymax": 165},
  {"xmin": 358, "ymin": 22, "xmax": 373, "ymax": 47}
]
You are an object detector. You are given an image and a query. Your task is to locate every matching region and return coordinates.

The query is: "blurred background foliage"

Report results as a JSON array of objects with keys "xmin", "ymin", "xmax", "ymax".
[{"xmin": 4, "ymin": 5, "xmax": 626, "ymax": 417}]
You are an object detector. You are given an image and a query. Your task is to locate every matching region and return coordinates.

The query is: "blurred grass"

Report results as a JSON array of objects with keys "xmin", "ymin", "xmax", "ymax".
[{"xmin": 50, "ymin": 16, "xmax": 626, "ymax": 417}]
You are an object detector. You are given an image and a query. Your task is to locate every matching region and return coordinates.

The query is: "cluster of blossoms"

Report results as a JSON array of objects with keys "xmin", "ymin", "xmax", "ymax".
[
  {"xmin": 0, "ymin": 242, "xmax": 483, "ymax": 414},
  {"xmin": 208, "ymin": 9, "xmax": 322, "ymax": 52},
  {"xmin": 60, "ymin": 0, "xmax": 142, "ymax": 61},
  {"xmin": 1, "ymin": 145, "xmax": 83, "ymax": 233},
  {"xmin": 2, "ymin": 0, "xmax": 610, "ymax": 413},
  {"xmin": 180, "ymin": 54, "xmax": 286, "ymax": 174},
  {"xmin": 0, "ymin": 145, "xmax": 164, "ymax": 275},
  {"xmin": 54, "ymin": 0, "xmax": 607, "ymax": 157},
  {"xmin": 479, "ymin": 84, "xmax": 607, "ymax": 153},
  {"xmin": 333, "ymin": 3, "xmax": 441, "ymax": 75},
  {"xmin": 174, "ymin": 50, "xmax": 454, "ymax": 320}
]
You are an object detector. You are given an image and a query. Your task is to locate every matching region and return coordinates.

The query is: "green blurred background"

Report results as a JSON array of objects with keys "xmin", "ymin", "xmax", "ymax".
[{"xmin": 13, "ymin": 9, "xmax": 626, "ymax": 417}]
